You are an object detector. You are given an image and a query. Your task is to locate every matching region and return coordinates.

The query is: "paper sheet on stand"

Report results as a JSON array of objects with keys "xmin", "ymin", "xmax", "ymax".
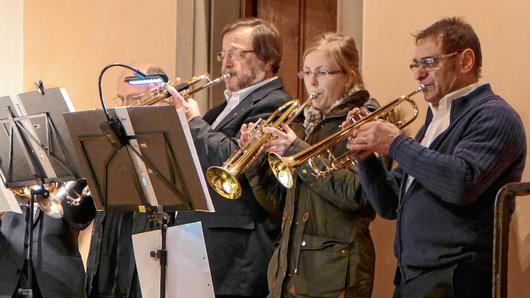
[
  {"xmin": 132, "ymin": 221, "xmax": 214, "ymax": 298},
  {"xmin": 0, "ymin": 182, "xmax": 21, "ymax": 213}
]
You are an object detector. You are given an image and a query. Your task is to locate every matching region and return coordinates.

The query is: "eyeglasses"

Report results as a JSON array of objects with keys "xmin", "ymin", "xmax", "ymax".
[
  {"xmin": 409, "ymin": 50, "xmax": 464, "ymax": 71},
  {"xmin": 297, "ymin": 69, "xmax": 343, "ymax": 80},
  {"xmin": 113, "ymin": 93, "xmax": 146, "ymax": 104},
  {"xmin": 216, "ymin": 49, "xmax": 255, "ymax": 62}
]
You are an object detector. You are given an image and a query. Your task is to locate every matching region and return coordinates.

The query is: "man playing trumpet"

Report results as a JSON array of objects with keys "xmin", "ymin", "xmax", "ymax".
[
  {"xmin": 169, "ymin": 18, "xmax": 290, "ymax": 298},
  {"xmin": 347, "ymin": 17, "xmax": 526, "ymax": 298}
]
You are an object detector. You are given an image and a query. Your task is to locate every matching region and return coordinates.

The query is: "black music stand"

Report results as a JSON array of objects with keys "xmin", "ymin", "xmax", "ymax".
[
  {"xmin": 63, "ymin": 105, "xmax": 214, "ymax": 298},
  {"xmin": 0, "ymin": 88, "xmax": 80, "ymax": 297}
]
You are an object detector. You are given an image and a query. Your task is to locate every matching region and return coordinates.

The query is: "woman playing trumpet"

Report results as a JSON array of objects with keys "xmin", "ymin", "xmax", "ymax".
[{"xmin": 241, "ymin": 32, "xmax": 379, "ymax": 297}]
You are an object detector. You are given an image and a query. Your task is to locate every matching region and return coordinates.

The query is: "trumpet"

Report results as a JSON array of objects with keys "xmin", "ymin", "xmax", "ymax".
[
  {"xmin": 132, "ymin": 73, "xmax": 230, "ymax": 106},
  {"xmin": 12, "ymin": 179, "xmax": 91, "ymax": 219},
  {"xmin": 206, "ymin": 92, "xmax": 319, "ymax": 199},
  {"xmin": 268, "ymin": 85, "xmax": 426, "ymax": 188}
]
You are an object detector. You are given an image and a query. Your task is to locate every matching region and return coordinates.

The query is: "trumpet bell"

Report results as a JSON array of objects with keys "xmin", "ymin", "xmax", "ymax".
[
  {"xmin": 268, "ymin": 153, "xmax": 294, "ymax": 188},
  {"xmin": 206, "ymin": 166, "xmax": 241, "ymax": 200},
  {"xmin": 12, "ymin": 180, "xmax": 90, "ymax": 219}
]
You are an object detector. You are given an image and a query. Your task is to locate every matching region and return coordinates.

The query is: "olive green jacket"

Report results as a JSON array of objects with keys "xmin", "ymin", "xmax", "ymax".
[{"xmin": 246, "ymin": 90, "xmax": 378, "ymax": 298}]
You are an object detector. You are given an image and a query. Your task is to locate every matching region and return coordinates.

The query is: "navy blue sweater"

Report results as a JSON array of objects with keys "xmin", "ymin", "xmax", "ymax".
[{"xmin": 357, "ymin": 84, "xmax": 526, "ymax": 282}]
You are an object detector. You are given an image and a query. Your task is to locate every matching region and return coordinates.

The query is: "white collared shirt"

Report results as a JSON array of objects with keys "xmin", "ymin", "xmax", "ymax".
[
  {"xmin": 210, "ymin": 76, "xmax": 278, "ymax": 129},
  {"xmin": 404, "ymin": 81, "xmax": 486, "ymax": 191}
]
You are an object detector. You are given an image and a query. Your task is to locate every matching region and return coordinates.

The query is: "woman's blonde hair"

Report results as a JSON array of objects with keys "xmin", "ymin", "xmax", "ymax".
[{"xmin": 303, "ymin": 32, "xmax": 364, "ymax": 89}]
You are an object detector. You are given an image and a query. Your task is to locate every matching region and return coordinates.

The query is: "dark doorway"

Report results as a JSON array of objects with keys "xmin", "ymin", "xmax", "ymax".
[{"xmin": 242, "ymin": 0, "xmax": 338, "ymax": 100}]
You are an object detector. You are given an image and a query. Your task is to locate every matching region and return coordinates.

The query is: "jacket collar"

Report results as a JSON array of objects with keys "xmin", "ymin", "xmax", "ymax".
[
  {"xmin": 213, "ymin": 77, "xmax": 285, "ymax": 130},
  {"xmin": 327, "ymin": 89, "xmax": 371, "ymax": 118},
  {"xmin": 419, "ymin": 83, "xmax": 494, "ymax": 140}
]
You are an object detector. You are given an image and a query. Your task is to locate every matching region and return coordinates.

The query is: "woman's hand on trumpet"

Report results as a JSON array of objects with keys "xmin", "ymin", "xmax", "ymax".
[
  {"xmin": 346, "ymin": 108, "xmax": 401, "ymax": 156},
  {"xmin": 166, "ymin": 80, "xmax": 201, "ymax": 122},
  {"xmin": 262, "ymin": 124, "xmax": 298, "ymax": 156},
  {"xmin": 238, "ymin": 123, "xmax": 297, "ymax": 156}
]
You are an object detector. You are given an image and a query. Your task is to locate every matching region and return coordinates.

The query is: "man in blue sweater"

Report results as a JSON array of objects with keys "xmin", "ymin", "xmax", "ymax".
[{"xmin": 347, "ymin": 17, "xmax": 526, "ymax": 297}]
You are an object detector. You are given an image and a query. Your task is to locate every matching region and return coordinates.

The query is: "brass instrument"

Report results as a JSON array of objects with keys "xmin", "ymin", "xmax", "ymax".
[
  {"xmin": 268, "ymin": 85, "xmax": 426, "ymax": 188},
  {"xmin": 206, "ymin": 92, "xmax": 319, "ymax": 199},
  {"xmin": 132, "ymin": 73, "xmax": 231, "ymax": 106},
  {"xmin": 12, "ymin": 179, "xmax": 91, "ymax": 219}
]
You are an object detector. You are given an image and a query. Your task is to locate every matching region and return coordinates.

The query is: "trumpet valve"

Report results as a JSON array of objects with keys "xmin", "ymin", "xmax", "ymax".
[
  {"xmin": 244, "ymin": 119, "xmax": 266, "ymax": 145},
  {"xmin": 326, "ymin": 149, "xmax": 336, "ymax": 162},
  {"xmin": 163, "ymin": 97, "xmax": 174, "ymax": 104}
]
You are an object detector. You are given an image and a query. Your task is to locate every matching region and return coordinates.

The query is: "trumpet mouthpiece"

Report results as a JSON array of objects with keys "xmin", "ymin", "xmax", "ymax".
[
  {"xmin": 418, "ymin": 83, "xmax": 431, "ymax": 92},
  {"xmin": 308, "ymin": 92, "xmax": 320, "ymax": 100},
  {"xmin": 198, "ymin": 74, "xmax": 210, "ymax": 81}
]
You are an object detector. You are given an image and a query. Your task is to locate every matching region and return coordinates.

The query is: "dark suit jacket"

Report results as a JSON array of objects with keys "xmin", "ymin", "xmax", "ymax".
[
  {"xmin": 176, "ymin": 78, "xmax": 290, "ymax": 296},
  {"xmin": 0, "ymin": 196, "xmax": 96, "ymax": 298}
]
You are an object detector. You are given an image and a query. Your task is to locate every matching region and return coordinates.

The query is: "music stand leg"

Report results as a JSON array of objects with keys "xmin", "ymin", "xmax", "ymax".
[
  {"xmin": 150, "ymin": 213, "xmax": 168, "ymax": 298},
  {"xmin": 17, "ymin": 193, "xmax": 34, "ymax": 298},
  {"xmin": 17, "ymin": 186, "xmax": 49, "ymax": 298}
]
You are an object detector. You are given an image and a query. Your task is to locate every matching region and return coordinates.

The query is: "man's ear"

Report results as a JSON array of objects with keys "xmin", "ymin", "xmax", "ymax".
[
  {"xmin": 459, "ymin": 48, "xmax": 476, "ymax": 74},
  {"xmin": 264, "ymin": 59, "xmax": 274, "ymax": 74}
]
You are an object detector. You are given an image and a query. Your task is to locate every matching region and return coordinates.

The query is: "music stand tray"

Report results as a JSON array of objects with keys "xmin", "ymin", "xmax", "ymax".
[
  {"xmin": 63, "ymin": 105, "xmax": 214, "ymax": 212},
  {"xmin": 0, "ymin": 88, "xmax": 79, "ymax": 187}
]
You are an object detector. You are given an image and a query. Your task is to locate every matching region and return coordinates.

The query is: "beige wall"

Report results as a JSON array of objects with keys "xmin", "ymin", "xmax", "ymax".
[
  {"xmin": 0, "ymin": 0, "xmax": 23, "ymax": 95},
  {"xmin": 19, "ymin": 0, "xmax": 530, "ymax": 297},
  {"xmin": 23, "ymin": 0, "xmax": 177, "ymax": 111},
  {"xmin": 362, "ymin": 1, "xmax": 530, "ymax": 297}
]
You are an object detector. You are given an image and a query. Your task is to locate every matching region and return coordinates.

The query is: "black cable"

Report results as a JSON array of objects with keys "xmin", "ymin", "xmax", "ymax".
[
  {"xmin": 97, "ymin": 63, "xmax": 147, "ymax": 121},
  {"xmin": 97, "ymin": 63, "xmax": 148, "ymax": 147}
]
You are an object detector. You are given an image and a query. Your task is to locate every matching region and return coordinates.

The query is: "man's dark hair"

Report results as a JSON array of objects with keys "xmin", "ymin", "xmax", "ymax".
[
  {"xmin": 221, "ymin": 18, "xmax": 282, "ymax": 74},
  {"xmin": 414, "ymin": 17, "xmax": 482, "ymax": 76}
]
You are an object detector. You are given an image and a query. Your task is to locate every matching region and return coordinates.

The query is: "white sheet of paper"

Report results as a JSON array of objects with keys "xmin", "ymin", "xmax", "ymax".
[
  {"xmin": 132, "ymin": 221, "xmax": 214, "ymax": 298},
  {"xmin": 0, "ymin": 181, "xmax": 21, "ymax": 213},
  {"xmin": 176, "ymin": 110, "xmax": 215, "ymax": 212}
]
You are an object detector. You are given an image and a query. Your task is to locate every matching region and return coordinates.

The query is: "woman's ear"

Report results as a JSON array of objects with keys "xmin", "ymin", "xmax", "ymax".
[{"xmin": 346, "ymin": 70, "xmax": 357, "ymax": 89}]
